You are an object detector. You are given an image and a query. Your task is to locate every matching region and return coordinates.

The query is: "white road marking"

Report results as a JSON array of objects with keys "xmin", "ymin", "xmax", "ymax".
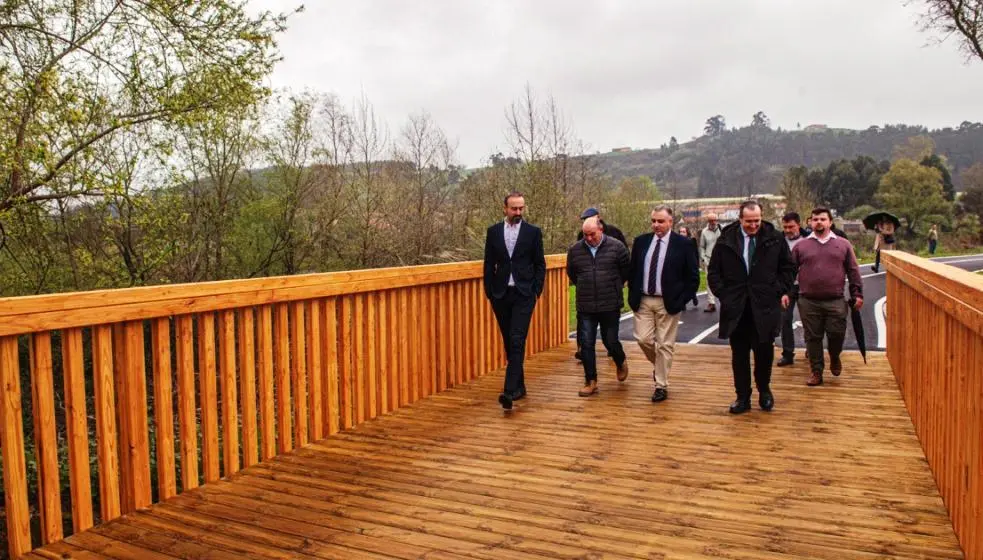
[
  {"xmin": 875, "ymin": 296, "xmax": 887, "ymax": 349},
  {"xmin": 688, "ymin": 323, "xmax": 719, "ymax": 344}
]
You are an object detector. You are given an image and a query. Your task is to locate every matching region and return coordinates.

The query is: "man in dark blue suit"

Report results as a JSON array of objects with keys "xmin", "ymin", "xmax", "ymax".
[
  {"xmin": 627, "ymin": 205, "xmax": 700, "ymax": 403},
  {"xmin": 483, "ymin": 191, "xmax": 547, "ymax": 410}
]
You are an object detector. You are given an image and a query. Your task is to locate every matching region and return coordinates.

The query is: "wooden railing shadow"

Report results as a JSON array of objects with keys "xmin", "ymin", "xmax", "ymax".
[
  {"xmin": 0, "ymin": 255, "xmax": 569, "ymax": 558},
  {"xmin": 884, "ymin": 250, "xmax": 983, "ymax": 560}
]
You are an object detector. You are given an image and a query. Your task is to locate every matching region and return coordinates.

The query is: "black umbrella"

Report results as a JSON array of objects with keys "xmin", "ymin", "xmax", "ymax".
[
  {"xmin": 848, "ymin": 298, "xmax": 867, "ymax": 364},
  {"xmin": 862, "ymin": 211, "xmax": 901, "ymax": 232}
]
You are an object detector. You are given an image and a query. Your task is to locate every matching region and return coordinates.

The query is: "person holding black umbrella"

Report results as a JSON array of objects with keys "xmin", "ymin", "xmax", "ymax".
[
  {"xmin": 864, "ymin": 211, "xmax": 900, "ymax": 273},
  {"xmin": 788, "ymin": 207, "xmax": 864, "ymax": 386}
]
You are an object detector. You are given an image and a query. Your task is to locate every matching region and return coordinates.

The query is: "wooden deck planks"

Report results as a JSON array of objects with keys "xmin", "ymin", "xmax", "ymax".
[{"xmin": 34, "ymin": 344, "xmax": 963, "ymax": 560}]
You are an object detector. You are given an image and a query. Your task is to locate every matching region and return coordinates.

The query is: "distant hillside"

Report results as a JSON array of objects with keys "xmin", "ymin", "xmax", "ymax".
[{"xmin": 593, "ymin": 122, "xmax": 983, "ymax": 198}]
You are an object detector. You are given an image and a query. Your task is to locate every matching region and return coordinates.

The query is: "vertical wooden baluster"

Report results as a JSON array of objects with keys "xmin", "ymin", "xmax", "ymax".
[
  {"xmin": 238, "ymin": 308, "xmax": 258, "ymax": 467},
  {"xmin": 92, "ymin": 325, "xmax": 122, "ymax": 518},
  {"xmin": 112, "ymin": 324, "xmax": 131, "ymax": 514},
  {"xmin": 30, "ymin": 332, "xmax": 62, "ymax": 543},
  {"xmin": 438, "ymin": 284, "xmax": 448, "ymax": 392},
  {"xmin": 274, "ymin": 303, "xmax": 292, "ymax": 452},
  {"xmin": 291, "ymin": 301, "xmax": 308, "ymax": 447},
  {"xmin": 389, "ymin": 291, "xmax": 400, "ymax": 409},
  {"xmin": 174, "ymin": 316, "xmax": 198, "ymax": 491},
  {"xmin": 366, "ymin": 292, "xmax": 378, "ymax": 419},
  {"xmin": 409, "ymin": 288, "xmax": 420, "ymax": 402},
  {"xmin": 352, "ymin": 294, "xmax": 365, "ymax": 424},
  {"xmin": 339, "ymin": 296, "xmax": 353, "ymax": 430},
  {"xmin": 197, "ymin": 313, "xmax": 220, "ymax": 483},
  {"xmin": 119, "ymin": 321, "xmax": 151, "ymax": 512},
  {"xmin": 307, "ymin": 300, "xmax": 323, "ymax": 442},
  {"xmin": 426, "ymin": 285, "xmax": 437, "ymax": 394},
  {"xmin": 378, "ymin": 292, "xmax": 390, "ymax": 414},
  {"xmin": 218, "ymin": 310, "xmax": 239, "ymax": 476},
  {"xmin": 322, "ymin": 298, "xmax": 340, "ymax": 435},
  {"xmin": 399, "ymin": 289, "xmax": 410, "ymax": 405},
  {"xmin": 63, "ymin": 327, "xmax": 94, "ymax": 530},
  {"xmin": 1, "ymin": 336, "xmax": 30, "ymax": 558},
  {"xmin": 466, "ymin": 280, "xmax": 478, "ymax": 379},
  {"xmin": 474, "ymin": 283, "xmax": 484, "ymax": 379},
  {"xmin": 151, "ymin": 318, "xmax": 176, "ymax": 500},
  {"xmin": 454, "ymin": 282, "xmax": 464, "ymax": 386},
  {"xmin": 257, "ymin": 305, "xmax": 276, "ymax": 460}
]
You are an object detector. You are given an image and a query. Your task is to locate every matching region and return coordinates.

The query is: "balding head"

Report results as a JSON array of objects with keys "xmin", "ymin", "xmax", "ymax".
[
  {"xmin": 706, "ymin": 212, "xmax": 718, "ymax": 226},
  {"xmin": 582, "ymin": 216, "xmax": 603, "ymax": 246}
]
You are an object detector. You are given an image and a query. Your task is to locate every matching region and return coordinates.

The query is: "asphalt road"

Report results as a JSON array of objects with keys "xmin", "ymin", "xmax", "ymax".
[{"xmin": 596, "ymin": 253, "xmax": 983, "ymax": 352}]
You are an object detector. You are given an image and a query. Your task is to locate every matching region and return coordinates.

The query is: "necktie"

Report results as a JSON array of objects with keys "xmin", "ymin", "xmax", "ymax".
[
  {"xmin": 647, "ymin": 238, "xmax": 662, "ymax": 295},
  {"xmin": 748, "ymin": 235, "xmax": 756, "ymax": 268}
]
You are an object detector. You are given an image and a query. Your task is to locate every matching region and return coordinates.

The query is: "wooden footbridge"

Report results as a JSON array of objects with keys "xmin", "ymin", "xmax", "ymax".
[{"xmin": 0, "ymin": 252, "xmax": 980, "ymax": 559}]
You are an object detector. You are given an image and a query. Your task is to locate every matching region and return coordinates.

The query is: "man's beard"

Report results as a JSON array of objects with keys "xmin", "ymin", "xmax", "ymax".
[
  {"xmin": 508, "ymin": 215, "xmax": 522, "ymax": 224},
  {"xmin": 814, "ymin": 225, "xmax": 827, "ymax": 234}
]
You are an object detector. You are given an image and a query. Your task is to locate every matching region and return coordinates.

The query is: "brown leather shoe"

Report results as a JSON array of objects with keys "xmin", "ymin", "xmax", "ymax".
[
  {"xmin": 704, "ymin": 304, "xmax": 716, "ymax": 312},
  {"xmin": 830, "ymin": 357, "xmax": 842, "ymax": 377},
  {"xmin": 578, "ymin": 381, "xmax": 598, "ymax": 397},
  {"xmin": 616, "ymin": 361, "xmax": 629, "ymax": 382},
  {"xmin": 807, "ymin": 372, "xmax": 823, "ymax": 386}
]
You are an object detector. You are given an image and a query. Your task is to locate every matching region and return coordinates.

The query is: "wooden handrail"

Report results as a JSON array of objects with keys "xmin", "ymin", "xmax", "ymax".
[
  {"xmin": 0, "ymin": 255, "xmax": 571, "ymax": 558},
  {"xmin": 883, "ymin": 251, "xmax": 983, "ymax": 560}
]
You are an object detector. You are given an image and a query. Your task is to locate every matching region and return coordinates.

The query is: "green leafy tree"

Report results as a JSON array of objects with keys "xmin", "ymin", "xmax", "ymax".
[
  {"xmin": 892, "ymin": 135, "xmax": 936, "ymax": 161},
  {"xmin": 0, "ymin": 0, "xmax": 294, "ymax": 221},
  {"xmin": 920, "ymin": 153, "xmax": 956, "ymax": 200},
  {"xmin": 958, "ymin": 162, "xmax": 983, "ymax": 233},
  {"xmin": 780, "ymin": 166, "xmax": 817, "ymax": 216},
  {"xmin": 605, "ymin": 176, "xmax": 661, "ymax": 237},
  {"xmin": 876, "ymin": 159, "xmax": 953, "ymax": 234}
]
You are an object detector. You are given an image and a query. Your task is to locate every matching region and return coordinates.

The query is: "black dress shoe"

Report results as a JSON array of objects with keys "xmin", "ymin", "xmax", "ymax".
[
  {"xmin": 498, "ymin": 393, "xmax": 513, "ymax": 410},
  {"xmin": 729, "ymin": 399, "xmax": 751, "ymax": 414},
  {"xmin": 511, "ymin": 388, "xmax": 527, "ymax": 401},
  {"xmin": 651, "ymin": 388, "xmax": 668, "ymax": 402},
  {"xmin": 759, "ymin": 391, "xmax": 774, "ymax": 411},
  {"xmin": 776, "ymin": 356, "xmax": 794, "ymax": 367}
]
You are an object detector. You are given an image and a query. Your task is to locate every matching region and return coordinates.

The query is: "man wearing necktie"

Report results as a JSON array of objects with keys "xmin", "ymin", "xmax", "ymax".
[
  {"xmin": 708, "ymin": 201, "xmax": 795, "ymax": 414},
  {"xmin": 627, "ymin": 205, "xmax": 700, "ymax": 403}
]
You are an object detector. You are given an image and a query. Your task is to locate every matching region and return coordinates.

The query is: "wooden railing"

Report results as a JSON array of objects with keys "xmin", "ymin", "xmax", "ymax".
[
  {"xmin": 0, "ymin": 255, "xmax": 570, "ymax": 558},
  {"xmin": 884, "ymin": 251, "xmax": 983, "ymax": 560}
]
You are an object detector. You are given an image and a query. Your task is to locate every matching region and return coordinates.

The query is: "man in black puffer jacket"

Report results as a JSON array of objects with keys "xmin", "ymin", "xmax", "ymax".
[{"xmin": 567, "ymin": 217, "xmax": 631, "ymax": 397}]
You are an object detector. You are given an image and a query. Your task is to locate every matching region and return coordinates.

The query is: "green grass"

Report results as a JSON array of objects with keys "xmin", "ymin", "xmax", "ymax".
[{"xmin": 567, "ymin": 271, "xmax": 707, "ymax": 330}]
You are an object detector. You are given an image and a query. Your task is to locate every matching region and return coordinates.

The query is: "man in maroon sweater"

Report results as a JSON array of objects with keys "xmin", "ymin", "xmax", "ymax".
[{"xmin": 786, "ymin": 207, "xmax": 863, "ymax": 386}]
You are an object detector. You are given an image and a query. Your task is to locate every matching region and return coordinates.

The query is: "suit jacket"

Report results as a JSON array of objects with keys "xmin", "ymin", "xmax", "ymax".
[
  {"xmin": 483, "ymin": 221, "xmax": 547, "ymax": 300},
  {"xmin": 627, "ymin": 232, "xmax": 700, "ymax": 315}
]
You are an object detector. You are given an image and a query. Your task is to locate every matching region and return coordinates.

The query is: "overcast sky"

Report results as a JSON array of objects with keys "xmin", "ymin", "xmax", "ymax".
[{"xmin": 251, "ymin": 0, "xmax": 983, "ymax": 167}]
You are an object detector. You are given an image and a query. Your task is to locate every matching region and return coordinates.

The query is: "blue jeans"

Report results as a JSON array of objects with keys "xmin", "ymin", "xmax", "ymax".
[{"xmin": 577, "ymin": 310, "xmax": 626, "ymax": 382}]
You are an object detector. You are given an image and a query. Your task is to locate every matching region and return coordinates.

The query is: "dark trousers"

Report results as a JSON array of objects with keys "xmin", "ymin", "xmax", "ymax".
[
  {"xmin": 798, "ymin": 297, "xmax": 847, "ymax": 374},
  {"xmin": 491, "ymin": 288, "xmax": 537, "ymax": 395},
  {"xmin": 577, "ymin": 310, "xmax": 625, "ymax": 382},
  {"xmin": 729, "ymin": 304, "xmax": 774, "ymax": 401},
  {"xmin": 780, "ymin": 292, "xmax": 798, "ymax": 360},
  {"xmin": 929, "ymin": 239, "xmax": 937, "ymax": 254},
  {"xmin": 576, "ymin": 312, "xmax": 616, "ymax": 356}
]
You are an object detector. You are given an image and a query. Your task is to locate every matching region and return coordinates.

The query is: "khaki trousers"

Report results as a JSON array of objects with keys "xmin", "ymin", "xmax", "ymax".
[{"xmin": 633, "ymin": 295, "xmax": 680, "ymax": 389}]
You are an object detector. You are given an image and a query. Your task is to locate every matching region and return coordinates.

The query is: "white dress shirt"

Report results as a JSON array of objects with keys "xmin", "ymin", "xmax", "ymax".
[{"xmin": 504, "ymin": 219, "xmax": 522, "ymax": 286}]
